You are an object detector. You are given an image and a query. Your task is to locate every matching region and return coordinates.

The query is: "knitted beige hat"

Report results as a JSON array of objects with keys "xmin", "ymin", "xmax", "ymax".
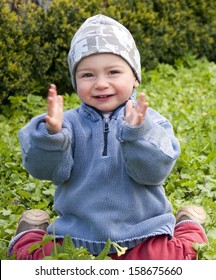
[{"xmin": 68, "ymin": 14, "xmax": 141, "ymax": 91}]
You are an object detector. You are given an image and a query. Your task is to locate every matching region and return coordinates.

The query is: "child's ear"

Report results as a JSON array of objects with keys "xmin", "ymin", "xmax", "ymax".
[{"xmin": 134, "ymin": 80, "xmax": 139, "ymax": 88}]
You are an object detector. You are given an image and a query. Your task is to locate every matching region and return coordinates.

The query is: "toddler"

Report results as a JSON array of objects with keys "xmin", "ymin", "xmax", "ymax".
[{"xmin": 9, "ymin": 14, "xmax": 207, "ymax": 260}]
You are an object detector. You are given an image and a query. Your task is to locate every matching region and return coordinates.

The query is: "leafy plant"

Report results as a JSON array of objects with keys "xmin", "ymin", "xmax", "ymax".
[
  {"xmin": 0, "ymin": 55, "xmax": 215, "ymax": 259},
  {"xmin": 27, "ymin": 233, "xmax": 127, "ymax": 260},
  {"xmin": 193, "ymin": 239, "xmax": 216, "ymax": 260}
]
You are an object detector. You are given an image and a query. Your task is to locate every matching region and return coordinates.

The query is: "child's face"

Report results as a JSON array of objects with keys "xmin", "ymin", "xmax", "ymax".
[{"xmin": 75, "ymin": 53, "xmax": 138, "ymax": 112}]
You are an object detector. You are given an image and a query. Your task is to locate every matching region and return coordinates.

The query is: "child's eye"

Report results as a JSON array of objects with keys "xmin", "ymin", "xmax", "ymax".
[
  {"xmin": 82, "ymin": 73, "xmax": 93, "ymax": 78},
  {"xmin": 109, "ymin": 70, "xmax": 120, "ymax": 75}
]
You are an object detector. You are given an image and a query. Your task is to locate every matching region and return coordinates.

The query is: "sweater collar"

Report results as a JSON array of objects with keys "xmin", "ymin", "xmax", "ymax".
[{"xmin": 80, "ymin": 102, "xmax": 125, "ymax": 121}]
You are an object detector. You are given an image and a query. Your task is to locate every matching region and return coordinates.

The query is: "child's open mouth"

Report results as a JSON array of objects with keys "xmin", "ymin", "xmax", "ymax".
[{"xmin": 94, "ymin": 94, "xmax": 114, "ymax": 101}]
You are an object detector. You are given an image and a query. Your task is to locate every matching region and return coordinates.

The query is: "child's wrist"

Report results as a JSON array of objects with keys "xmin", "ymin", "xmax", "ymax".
[{"xmin": 45, "ymin": 122, "xmax": 61, "ymax": 135}]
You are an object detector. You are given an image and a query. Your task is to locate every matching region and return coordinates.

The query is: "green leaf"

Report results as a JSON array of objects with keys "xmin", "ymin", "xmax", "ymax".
[
  {"xmin": 41, "ymin": 234, "xmax": 54, "ymax": 247},
  {"xmin": 28, "ymin": 243, "xmax": 41, "ymax": 253},
  {"xmin": 62, "ymin": 234, "xmax": 76, "ymax": 255},
  {"xmin": 95, "ymin": 239, "xmax": 112, "ymax": 260}
]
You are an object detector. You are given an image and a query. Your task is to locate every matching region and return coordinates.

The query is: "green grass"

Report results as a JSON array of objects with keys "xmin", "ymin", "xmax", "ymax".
[{"xmin": 0, "ymin": 54, "xmax": 215, "ymax": 259}]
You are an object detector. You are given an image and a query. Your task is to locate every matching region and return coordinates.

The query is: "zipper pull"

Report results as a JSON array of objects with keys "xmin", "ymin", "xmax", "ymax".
[{"xmin": 103, "ymin": 117, "xmax": 110, "ymax": 133}]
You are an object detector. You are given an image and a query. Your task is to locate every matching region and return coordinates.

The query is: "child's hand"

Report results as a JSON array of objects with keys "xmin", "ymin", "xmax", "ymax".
[
  {"xmin": 45, "ymin": 84, "xmax": 63, "ymax": 134},
  {"xmin": 125, "ymin": 93, "xmax": 148, "ymax": 126}
]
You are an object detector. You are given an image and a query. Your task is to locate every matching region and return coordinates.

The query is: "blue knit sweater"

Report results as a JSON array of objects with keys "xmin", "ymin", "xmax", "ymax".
[{"xmin": 18, "ymin": 101, "xmax": 180, "ymax": 254}]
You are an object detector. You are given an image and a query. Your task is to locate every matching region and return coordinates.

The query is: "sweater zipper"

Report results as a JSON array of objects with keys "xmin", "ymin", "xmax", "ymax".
[
  {"xmin": 100, "ymin": 104, "xmax": 125, "ymax": 156},
  {"xmin": 91, "ymin": 103, "xmax": 125, "ymax": 157},
  {"xmin": 102, "ymin": 117, "xmax": 110, "ymax": 156}
]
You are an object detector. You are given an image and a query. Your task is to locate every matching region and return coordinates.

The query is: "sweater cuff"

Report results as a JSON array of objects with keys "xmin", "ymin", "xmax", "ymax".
[
  {"xmin": 116, "ymin": 113, "xmax": 152, "ymax": 142},
  {"xmin": 34, "ymin": 121, "xmax": 71, "ymax": 151},
  {"xmin": 19, "ymin": 115, "xmax": 72, "ymax": 152}
]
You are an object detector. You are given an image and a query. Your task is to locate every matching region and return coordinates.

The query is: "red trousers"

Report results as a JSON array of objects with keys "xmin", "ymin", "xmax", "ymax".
[{"xmin": 10, "ymin": 221, "xmax": 207, "ymax": 260}]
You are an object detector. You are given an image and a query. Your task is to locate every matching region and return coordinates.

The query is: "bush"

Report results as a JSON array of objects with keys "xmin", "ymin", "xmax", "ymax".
[{"xmin": 0, "ymin": 0, "xmax": 216, "ymax": 104}]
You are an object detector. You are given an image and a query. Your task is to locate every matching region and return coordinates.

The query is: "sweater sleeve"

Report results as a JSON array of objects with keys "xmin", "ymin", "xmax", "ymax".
[
  {"xmin": 18, "ymin": 113, "xmax": 74, "ymax": 185},
  {"xmin": 116, "ymin": 108, "xmax": 181, "ymax": 185}
]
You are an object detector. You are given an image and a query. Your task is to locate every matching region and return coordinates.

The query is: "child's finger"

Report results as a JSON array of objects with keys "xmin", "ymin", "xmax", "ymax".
[
  {"xmin": 47, "ymin": 84, "xmax": 60, "ymax": 116},
  {"xmin": 48, "ymin": 84, "xmax": 56, "ymax": 96},
  {"xmin": 49, "ymin": 83, "xmax": 57, "ymax": 91},
  {"xmin": 47, "ymin": 94, "xmax": 56, "ymax": 117},
  {"xmin": 57, "ymin": 95, "xmax": 64, "ymax": 108},
  {"xmin": 136, "ymin": 93, "xmax": 145, "ymax": 108},
  {"xmin": 137, "ymin": 93, "xmax": 148, "ymax": 114},
  {"xmin": 125, "ymin": 100, "xmax": 133, "ymax": 118},
  {"xmin": 138, "ymin": 92, "xmax": 146, "ymax": 100}
]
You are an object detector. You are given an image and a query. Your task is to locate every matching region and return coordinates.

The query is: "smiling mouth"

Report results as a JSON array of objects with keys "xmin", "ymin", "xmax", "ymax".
[{"xmin": 94, "ymin": 94, "xmax": 114, "ymax": 99}]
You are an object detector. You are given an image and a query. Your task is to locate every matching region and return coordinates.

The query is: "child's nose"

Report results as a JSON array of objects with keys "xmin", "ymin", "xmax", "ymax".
[{"xmin": 95, "ymin": 75, "xmax": 109, "ymax": 89}]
